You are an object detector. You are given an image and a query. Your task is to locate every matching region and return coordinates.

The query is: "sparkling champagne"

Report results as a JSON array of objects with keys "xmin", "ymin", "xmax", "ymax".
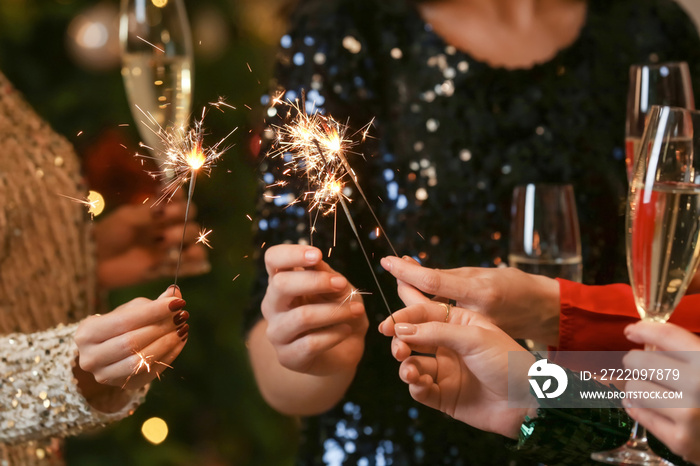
[
  {"xmin": 628, "ymin": 178, "xmax": 700, "ymax": 321},
  {"xmin": 508, "ymin": 254, "xmax": 582, "ymax": 282},
  {"xmin": 121, "ymin": 52, "xmax": 192, "ymax": 153}
]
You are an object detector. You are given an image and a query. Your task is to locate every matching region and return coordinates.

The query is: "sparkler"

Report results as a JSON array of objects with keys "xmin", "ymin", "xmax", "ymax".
[
  {"xmin": 269, "ymin": 96, "xmax": 396, "ymax": 321},
  {"xmin": 134, "ymin": 99, "xmax": 237, "ymax": 292}
]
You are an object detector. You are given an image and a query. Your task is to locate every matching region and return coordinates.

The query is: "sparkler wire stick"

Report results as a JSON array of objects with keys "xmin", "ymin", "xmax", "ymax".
[
  {"xmin": 314, "ymin": 140, "xmax": 395, "ymax": 323},
  {"xmin": 336, "ymin": 153, "xmax": 398, "ymax": 257},
  {"xmin": 172, "ymin": 170, "xmax": 197, "ymax": 293}
]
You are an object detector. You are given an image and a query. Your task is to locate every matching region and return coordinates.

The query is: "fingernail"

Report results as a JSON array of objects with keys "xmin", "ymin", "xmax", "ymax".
[
  {"xmin": 168, "ymin": 284, "xmax": 180, "ymax": 292},
  {"xmin": 378, "ymin": 322, "xmax": 384, "ymax": 333},
  {"xmin": 394, "ymin": 323, "xmax": 417, "ymax": 335},
  {"xmin": 402, "ymin": 255, "xmax": 413, "ymax": 262},
  {"xmin": 173, "ymin": 310, "xmax": 189, "ymax": 326},
  {"xmin": 305, "ymin": 249, "xmax": 320, "ymax": 261},
  {"xmin": 177, "ymin": 323, "xmax": 189, "ymax": 338},
  {"xmin": 380, "ymin": 257, "xmax": 392, "ymax": 271},
  {"xmin": 169, "ymin": 298, "xmax": 186, "ymax": 311},
  {"xmin": 622, "ymin": 399, "xmax": 632, "ymax": 409},
  {"xmin": 330, "ymin": 276, "xmax": 347, "ymax": 289}
]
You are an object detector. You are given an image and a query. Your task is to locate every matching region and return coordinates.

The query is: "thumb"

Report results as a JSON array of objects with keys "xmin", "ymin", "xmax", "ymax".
[{"xmin": 158, "ymin": 284, "xmax": 183, "ymax": 300}]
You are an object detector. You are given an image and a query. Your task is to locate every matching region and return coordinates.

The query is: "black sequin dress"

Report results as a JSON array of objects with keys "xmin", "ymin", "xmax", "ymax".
[{"xmin": 248, "ymin": 0, "xmax": 700, "ymax": 464}]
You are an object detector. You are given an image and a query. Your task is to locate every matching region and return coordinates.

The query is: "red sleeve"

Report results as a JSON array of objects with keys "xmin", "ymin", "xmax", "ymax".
[{"xmin": 552, "ymin": 278, "xmax": 700, "ymax": 352}]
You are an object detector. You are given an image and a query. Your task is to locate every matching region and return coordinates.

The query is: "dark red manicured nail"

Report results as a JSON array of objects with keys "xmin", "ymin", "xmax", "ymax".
[
  {"xmin": 169, "ymin": 299, "xmax": 186, "ymax": 311},
  {"xmin": 173, "ymin": 310, "xmax": 189, "ymax": 326},
  {"xmin": 177, "ymin": 323, "xmax": 189, "ymax": 338}
]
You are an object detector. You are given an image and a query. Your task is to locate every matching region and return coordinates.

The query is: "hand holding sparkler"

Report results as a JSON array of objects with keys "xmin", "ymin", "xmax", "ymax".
[
  {"xmin": 268, "ymin": 98, "xmax": 397, "ymax": 321},
  {"xmin": 94, "ymin": 196, "xmax": 209, "ymax": 290},
  {"xmin": 260, "ymin": 245, "xmax": 368, "ymax": 381},
  {"xmin": 72, "ymin": 285, "xmax": 189, "ymax": 411}
]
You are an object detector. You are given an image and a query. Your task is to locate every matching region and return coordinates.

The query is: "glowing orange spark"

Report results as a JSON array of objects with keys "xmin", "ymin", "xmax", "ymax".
[
  {"xmin": 196, "ymin": 228, "xmax": 213, "ymax": 248},
  {"xmin": 122, "ymin": 350, "xmax": 173, "ymax": 389}
]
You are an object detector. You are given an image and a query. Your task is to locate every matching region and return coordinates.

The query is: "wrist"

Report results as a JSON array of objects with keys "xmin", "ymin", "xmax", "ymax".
[{"xmin": 529, "ymin": 274, "xmax": 561, "ymax": 346}]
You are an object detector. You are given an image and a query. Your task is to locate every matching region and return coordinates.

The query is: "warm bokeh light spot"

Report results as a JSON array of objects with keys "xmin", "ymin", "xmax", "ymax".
[
  {"xmin": 87, "ymin": 190, "xmax": 105, "ymax": 217},
  {"xmin": 141, "ymin": 417, "xmax": 168, "ymax": 444}
]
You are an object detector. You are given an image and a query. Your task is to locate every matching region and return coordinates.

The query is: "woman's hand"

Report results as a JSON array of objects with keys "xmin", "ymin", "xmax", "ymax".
[
  {"xmin": 623, "ymin": 322, "xmax": 700, "ymax": 464},
  {"xmin": 380, "ymin": 256, "xmax": 560, "ymax": 345},
  {"xmin": 73, "ymin": 286, "xmax": 189, "ymax": 411},
  {"xmin": 261, "ymin": 244, "xmax": 368, "ymax": 377},
  {"xmin": 378, "ymin": 281, "xmax": 536, "ymax": 439},
  {"xmin": 94, "ymin": 200, "xmax": 209, "ymax": 290}
]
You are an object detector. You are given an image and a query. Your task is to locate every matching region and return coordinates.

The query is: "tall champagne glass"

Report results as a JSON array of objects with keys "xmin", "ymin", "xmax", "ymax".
[
  {"xmin": 625, "ymin": 62, "xmax": 694, "ymax": 181},
  {"xmin": 592, "ymin": 105, "xmax": 700, "ymax": 465},
  {"xmin": 509, "ymin": 183, "xmax": 582, "ymax": 282},
  {"xmin": 119, "ymin": 0, "xmax": 193, "ymax": 159}
]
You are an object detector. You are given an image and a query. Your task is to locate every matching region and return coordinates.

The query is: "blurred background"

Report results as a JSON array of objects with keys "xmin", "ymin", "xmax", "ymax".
[
  {"xmin": 0, "ymin": 0, "xmax": 298, "ymax": 464},
  {"xmin": 1, "ymin": 0, "xmax": 699, "ymax": 465}
]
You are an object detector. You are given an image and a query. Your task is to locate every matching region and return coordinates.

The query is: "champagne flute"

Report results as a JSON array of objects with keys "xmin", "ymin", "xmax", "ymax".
[
  {"xmin": 625, "ymin": 62, "xmax": 694, "ymax": 181},
  {"xmin": 509, "ymin": 183, "xmax": 582, "ymax": 282},
  {"xmin": 592, "ymin": 105, "xmax": 700, "ymax": 465},
  {"xmin": 119, "ymin": 0, "xmax": 194, "ymax": 159}
]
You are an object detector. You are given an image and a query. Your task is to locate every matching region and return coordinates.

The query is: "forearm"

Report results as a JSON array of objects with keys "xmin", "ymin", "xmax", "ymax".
[
  {"xmin": 0, "ymin": 323, "xmax": 147, "ymax": 445},
  {"xmin": 247, "ymin": 320, "xmax": 356, "ymax": 416}
]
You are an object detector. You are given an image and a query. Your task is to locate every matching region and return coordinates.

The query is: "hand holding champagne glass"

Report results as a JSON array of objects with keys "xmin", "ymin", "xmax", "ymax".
[
  {"xmin": 119, "ymin": 0, "xmax": 194, "ymax": 158},
  {"xmin": 625, "ymin": 62, "xmax": 694, "ymax": 181},
  {"xmin": 591, "ymin": 105, "xmax": 700, "ymax": 465}
]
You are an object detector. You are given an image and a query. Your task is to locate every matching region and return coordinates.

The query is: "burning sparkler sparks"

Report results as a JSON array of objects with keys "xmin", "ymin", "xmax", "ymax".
[
  {"xmin": 122, "ymin": 350, "xmax": 173, "ymax": 389},
  {"xmin": 133, "ymin": 99, "xmax": 237, "ymax": 291},
  {"xmin": 267, "ymin": 95, "xmax": 396, "ymax": 321},
  {"xmin": 196, "ymin": 228, "xmax": 213, "ymax": 249}
]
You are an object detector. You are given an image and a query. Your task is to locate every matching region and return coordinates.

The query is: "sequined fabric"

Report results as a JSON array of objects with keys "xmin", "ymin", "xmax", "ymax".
[
  {"xmin": 0, "ymin": 73, "xmax": 146, "ymax": 465},
  {"xmin": 250, "ymin": 0, "xmax": 700, "ymax": 464}
]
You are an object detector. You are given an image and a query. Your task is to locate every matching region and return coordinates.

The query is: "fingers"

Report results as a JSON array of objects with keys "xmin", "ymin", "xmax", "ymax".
[
  {"xmin": 93, "ymin": 329, "xmax": 186, "ymax": 388},
  {"xmin": 273, "ymin": 324, "xmax": 354, "ymax": 372},
  {"xmin": 400, "ymin": 355, "xmax": 438, "ymax": 384},
  {"xmin": 389, "ymin": 317, "xmax": 495, "ymax": 359},
  {"xmin": 78, "ymin": 313, "xmax": 179, "ymax": 369},
  {"xmin": 625, "ymin": 322, "xmax": 700, "ymax": 352},
  {"xmin": 396, "ymin": 279, "xmax": 431, "ymax": 307},
  {"xmin": 76, "ymin": 290, "xmax": 185, "ymax": 344},
  {"xmin": 624, "ymin": 405, "xmax": 700, "ymax": 462},
  {"xmin": 381, "ymin": 256, "xmax": 465, "ymax": 300},
  {"xmin": 266, "ymin": 301, "xmax": 364, "ymax": 345},
  {"xmin": 262, "ymin": 268, "xmax": 349, "ymax": 314},
  {"xmin": 152, "ymin": 199, "xmax": 199, "ymax": 225},
  {"xmin": 264, "ymin": 244, "xmax": 323, "ymax": 276}
]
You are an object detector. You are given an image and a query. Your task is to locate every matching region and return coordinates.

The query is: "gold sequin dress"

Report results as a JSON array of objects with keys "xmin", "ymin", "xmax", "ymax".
[{"xmin": 0, "ymin": 73, "xmax": 146, "ymax": 465}]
